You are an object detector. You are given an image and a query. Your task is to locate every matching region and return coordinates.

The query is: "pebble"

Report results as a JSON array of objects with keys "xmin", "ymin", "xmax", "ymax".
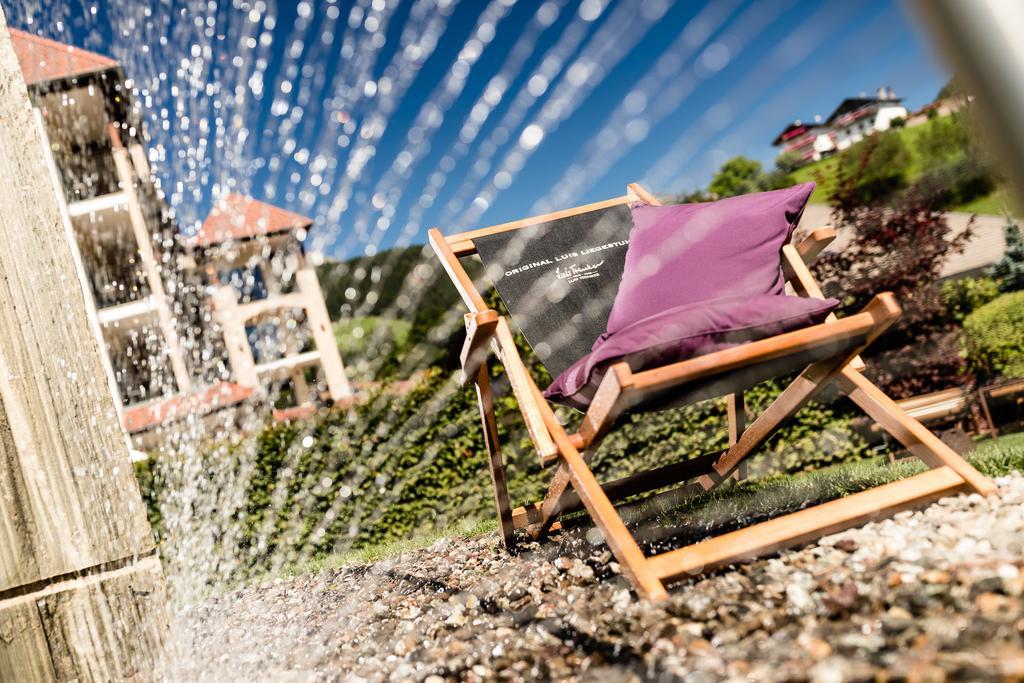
[{"xmin": 164, "ymin": 475, "xmax": 1024, "ymax": 681}]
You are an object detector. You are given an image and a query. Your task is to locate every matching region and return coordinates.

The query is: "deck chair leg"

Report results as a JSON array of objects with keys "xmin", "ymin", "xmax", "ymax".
[
  {"xmin": 727, "ymin": 392, "xmax": 746, "ymax": 481},
  {"xmin": 530, "ymin": 388, "xmax": 749, "ymax": 537},
  {"xmin": 559, "ymin": 445, "xmax": 668, "ymax": 601},
  {"xmin": 529, "ymin": 366, "xmax": 629, "ymax": 538},
  {"xmin": 528, "ymin": 464, "xmax": 572, "ymax": 538},
  {"xmin": 474, "ymin": 362, "xmax": 516, "ymax": 547},
  {"xmin": 837, "ymin": 367, "xmax": 995, "ymax": 496},
  {"xmin": 697, "ymin": 362, "xmax": 838, "ymax": 490},
  {"xmin": 530, "ymin": 439, "xmax": 605, "ymax": 538}
]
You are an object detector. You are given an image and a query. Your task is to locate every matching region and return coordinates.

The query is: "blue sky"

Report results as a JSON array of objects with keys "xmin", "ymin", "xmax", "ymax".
[{"xmin": 14, "ymin": 0, "xmax": 949, "ymax": 260}]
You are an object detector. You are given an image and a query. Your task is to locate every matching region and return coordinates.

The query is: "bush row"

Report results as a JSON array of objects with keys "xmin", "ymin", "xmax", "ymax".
[
  {"xmin": 963, "ymin": 290, "xmax": 1024, "ymax": 380},
  {"xmin": 137, "ymin": 358, "xmax": 868, "ymax": 573}
]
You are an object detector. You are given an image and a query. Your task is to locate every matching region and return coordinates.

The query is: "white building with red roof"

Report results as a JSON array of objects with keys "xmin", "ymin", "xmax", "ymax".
[
  {"xmin": 188, "ymin": 194, "xmax": 352, "ymax": 410},
  {"xmin": 771, "ymin": 121, "xmax": 835, "ymax": 165},
  {"xmin": 10, "ymin": 28, "xmax": 351, "ymax": 450},
  {"xmin": 826, "ymin": 87, "xmax": 908, "ymax": 151},
  {"xmin": 772, "ymin": 87, "xmax": 909, "ymax": 166}
]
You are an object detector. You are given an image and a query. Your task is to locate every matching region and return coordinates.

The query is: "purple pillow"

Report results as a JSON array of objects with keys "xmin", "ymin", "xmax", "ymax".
[
  {"xmin": 605, "ymin": 183, "xmax": 815, "ymax": 334},
  {"xmin": 544, "ymin": 293, "xmax": 838, "ymax": 410}
]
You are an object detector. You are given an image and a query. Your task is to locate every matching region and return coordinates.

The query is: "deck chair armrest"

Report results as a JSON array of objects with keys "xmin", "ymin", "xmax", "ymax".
[
  {"xmin": 628, "ymin": 293, "xmax": 900, "ymax": 397},
  {"xmin": 782, "ymin": 244, "xmax": 828, "ymax": 300},
  {"xmin": 782, "ymin": 241, "xmax": 867, "ymax": 371},
  {"xmin": 460, "ymin": 309, "xmax": 500, "ymax": 386},
  {"xmin": 575, "ymin": 362, "xmax": 634, "ymax": 450},
  {"xmin": 795, "ymin": 226, "xmax": 836, "ymax": 264}
]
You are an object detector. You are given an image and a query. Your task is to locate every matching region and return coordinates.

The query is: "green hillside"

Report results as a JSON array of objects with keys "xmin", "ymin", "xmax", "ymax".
[
  {"xmin": 318, "ymin": 244, "xmax": 482, "ymax": 378},
  {"xmin": 317, "ymin": 244, "xmax": 431, "ymax": 320},
  {"xmin": 791, "ymin": 116, "xmax": 1016, "ymax": 215}
]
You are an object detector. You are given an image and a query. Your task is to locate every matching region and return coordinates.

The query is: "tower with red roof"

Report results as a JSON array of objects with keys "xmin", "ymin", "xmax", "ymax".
[
  {"xmin": 190, "ymin": 193, "xmax": 352, "ymax": 406},
  {"xmin": 10, "ymin": 28, "xmax": 351, "ymax": 449}
]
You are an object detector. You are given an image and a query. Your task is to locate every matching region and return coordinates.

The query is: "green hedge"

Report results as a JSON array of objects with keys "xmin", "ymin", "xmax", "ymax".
[
  {"xmin": 941, "ymin": 276, "xmax": 1001, "ymax": 323},
  {"xmin": 963, "ymin": 290, "xmax": 1024, "ymax": 379},
  {"xmin": 137, "ymin": 363, "xmax": 867, "ymax": 575}
]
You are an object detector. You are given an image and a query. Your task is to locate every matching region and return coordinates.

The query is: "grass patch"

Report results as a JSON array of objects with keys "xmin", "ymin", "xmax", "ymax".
[
  {"xmin": 791, "ymin": 156, "xmax": 839, "ymax": 204},
  {"xmin": 280, "ymin": 516, "xmax": 497, "ymax": 577},
  {"xmin": 284, "ymin": 431, "xmax": 1024, "ymax": 577},
  {"xmin": 955, "ymin": 187, "xmax": 1020, "ymax": 216},
  {"xmin": 644, "ymin": 431, "xmax": 1024, "ymax": 544},
  {"xmin": 970, "ymin": 430, "xmax": 1024, "ymax": 477},
  {"xmin": 333, "ymin": 316, "xmax": 411, "ymax": 355},
  {"xmin": 628, "ymin": 456, "xmax": 928, "ymax": 551}
]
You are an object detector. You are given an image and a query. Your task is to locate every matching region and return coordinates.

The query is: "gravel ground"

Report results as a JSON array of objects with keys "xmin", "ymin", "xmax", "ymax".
[{"xmin": 170, "ymin": 473, "xmax": 1024, "ymax": 682}]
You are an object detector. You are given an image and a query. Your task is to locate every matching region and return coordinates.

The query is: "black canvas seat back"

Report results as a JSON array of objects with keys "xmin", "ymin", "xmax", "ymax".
[{"xmin": 473, "ymin": 203, "xmax": 632, "ymax": 378}]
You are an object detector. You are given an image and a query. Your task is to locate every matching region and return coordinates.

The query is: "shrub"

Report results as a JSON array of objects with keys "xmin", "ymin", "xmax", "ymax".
[
  {"xmin": 911, "ymin": 154, "xmax": 996, "ymax": 209},
  {"xmin": 775, "ymin": 151, "xmax": 804, "ymax": 174},
  {"xmin": 941, "ymin": 276, "xmax": 1001, "ymax": 322},
  {"xmin": 837, "ymin": 130, "xmax": 911, "ymax": 204},
  {"xmin": 139, "ymin": 370, "xmax": 868, "ymax": 576},
  {"xmin": 990, "ymin": 220, "xmax": 1024, "ymax": 292},
  {"xmin": 963, "ymin": 291, "xmax": 1024, "ymax": 380},
  {"xmin": 815, "ymin": 139, "xmax": 973, "ymax": 397}
]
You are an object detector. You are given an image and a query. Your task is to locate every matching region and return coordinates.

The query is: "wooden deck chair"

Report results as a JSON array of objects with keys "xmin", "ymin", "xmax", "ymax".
[{"xmin": 428, "ymin": 182, "xmax": 996, "ymax": 601}]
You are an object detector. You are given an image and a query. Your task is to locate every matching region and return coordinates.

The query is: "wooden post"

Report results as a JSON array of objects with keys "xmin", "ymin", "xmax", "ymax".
[
  {"xmin": 978, "ymin": 387, "xmax": 998, "ymax": 439},
  {"xmin": 211, "ymin": 285, "xmax": 260, "ymax": 389},
  {"xmin": 0, "ymin": 18, "xmax": 167, "ymax": 680},
  {"xmin": 296, "ymin": 266, "xmax": 353, "ymax": 400},
  {"xmin": 727, "ymin": 392, "xmax": 747, "ymax": 481},
  {"xmin": 108, "ymin": 125, "xmax": 192, "ymax": 394}
]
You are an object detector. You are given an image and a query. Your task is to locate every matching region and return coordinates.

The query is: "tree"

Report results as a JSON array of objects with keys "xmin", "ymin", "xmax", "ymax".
[
  {"xmin": 708, "ymin": 156, "xmax": 764, "ymax": 198},
  {"xmin": 813, "ymin": 144, "xmax": 974, "ymax": 397},
  {"xmin": 775, "ymin": 151, "xmax": 804, "ymax": 174},
  {"xmin": 760, "ymin": 167, "xmax": 798, "ymax": 192},
  {"xmin": 707, "ymin": 155, "xmax": 796, "ymax": 199},
  {"xmin": 673, "ymin": 188, "xmax": 713, "ymax": 203},
  {"xmin": 990, "ymin": 219, "xmax": 1024, "ymax": 292},
  {"xmin": 915, "ymin": 112, "xmax": 969, "ymax": 167},
  {"xmin": 911, "ymin": 112, "xmax": 997, "ymax": 209},
  {"xmin": 937, "ymin": 75, "xmax": 967, "ymax": 102}
]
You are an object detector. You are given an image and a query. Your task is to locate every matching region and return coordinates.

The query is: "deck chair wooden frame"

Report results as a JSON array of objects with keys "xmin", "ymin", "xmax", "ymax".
[{"xmin": 428, "ymin": 182, "xmax": 995, "ymax": 601}]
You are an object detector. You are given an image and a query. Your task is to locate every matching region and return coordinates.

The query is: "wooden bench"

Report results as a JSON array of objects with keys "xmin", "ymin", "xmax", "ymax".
[
  {"xmin": 896, "ymin": 387, "xmax": 972, "ymax": 426},
  {"xmin": 868, "ymin": 387, "xmax": 975, "ymax": 458},
  {"xmin": 978, "ymin": 379, "xmax": 1024, "ymax": 438}
]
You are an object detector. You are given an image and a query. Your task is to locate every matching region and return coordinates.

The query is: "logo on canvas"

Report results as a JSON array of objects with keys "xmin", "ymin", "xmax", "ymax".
[{"xmin": 555, "ymin": 260, "xmax": 604, "ymax": 283}]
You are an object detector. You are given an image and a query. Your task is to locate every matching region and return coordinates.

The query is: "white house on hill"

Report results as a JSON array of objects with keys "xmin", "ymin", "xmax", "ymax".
[
  {"xmin": 773, "ymin": 87, "xmax": 909, "ymax": 165},
  {"xmin": 827, "ymin": 87, "xmax": 908, "ymax": 151},
  {"xmin": 771, "ymin": 121, "xmax": 835, "ymax": 165}
]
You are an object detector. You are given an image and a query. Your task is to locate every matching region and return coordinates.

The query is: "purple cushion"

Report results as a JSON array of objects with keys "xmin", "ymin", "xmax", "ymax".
[
  {"xmin": 544, "ymin": 294, "xmax": 838, "ymax": 410},
  {"xmin": 605, "ymin": 182, "xmax": 815, "ymax": 334}
]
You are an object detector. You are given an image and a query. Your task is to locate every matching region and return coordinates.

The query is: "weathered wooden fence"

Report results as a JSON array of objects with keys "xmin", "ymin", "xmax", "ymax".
[{"xmin": 0, "ymin": 12, "xmax": 168, "ymax": 681}]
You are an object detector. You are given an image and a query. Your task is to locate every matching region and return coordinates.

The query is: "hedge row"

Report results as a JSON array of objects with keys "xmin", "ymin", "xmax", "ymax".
[
  {"xmin": 963, "ymin": 290, "xmax": 1024, "ymax": 379},
  {"xmin": 137, "ymin": 362, "xmax": 868, "ymax": 575}
]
